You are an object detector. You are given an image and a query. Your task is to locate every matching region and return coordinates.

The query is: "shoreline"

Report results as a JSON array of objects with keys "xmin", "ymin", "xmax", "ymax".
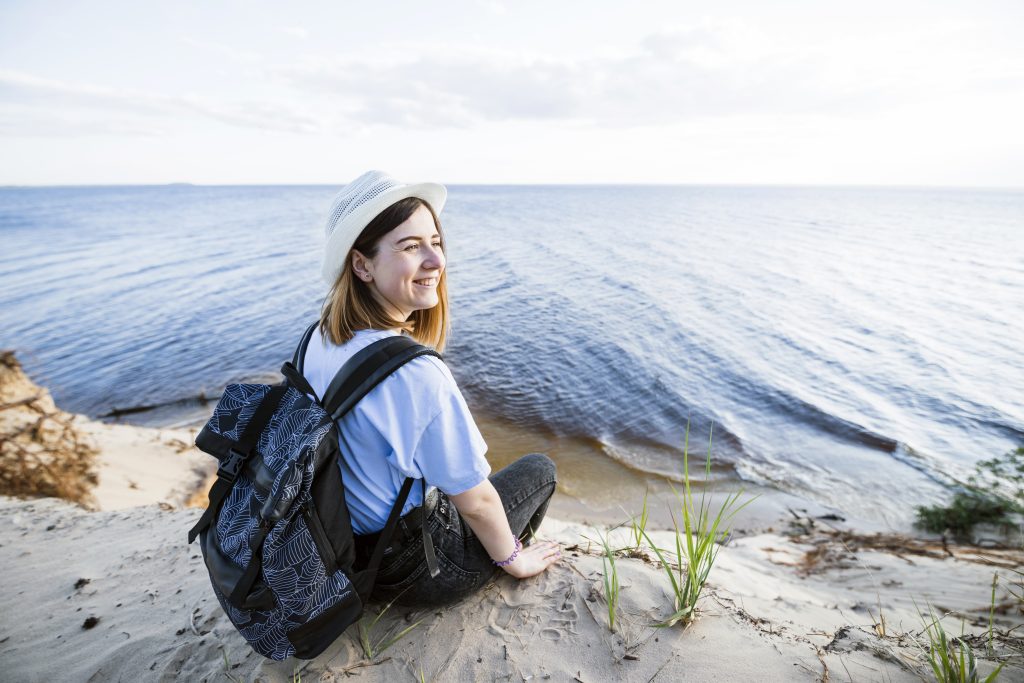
[{"xmin": 95, "ymin": 389, "xmax": 896, "ymax": 535}]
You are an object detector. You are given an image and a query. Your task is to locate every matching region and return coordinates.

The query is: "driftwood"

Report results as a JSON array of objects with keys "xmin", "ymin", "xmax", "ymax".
[
  {"xmin": 98, "ymin": 391, "xmax": 212, "ymax": 420},
  {"xmin": 782, "ymin": 508, "xmax": 1024, "ymax": 576}
]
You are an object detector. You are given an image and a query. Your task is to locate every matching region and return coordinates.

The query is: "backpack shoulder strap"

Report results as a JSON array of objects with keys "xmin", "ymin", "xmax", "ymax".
[
  {"xmin": 293, "ymin": 321, "xmax": 320, "ymax": 373},
  {"xmin": 321, "ymin": 335, "xmax": 443, "ymax": 420}
]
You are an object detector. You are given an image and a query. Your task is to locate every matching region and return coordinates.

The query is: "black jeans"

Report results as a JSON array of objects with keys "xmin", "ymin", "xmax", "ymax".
[{"xmin": 359, "ymin": 453, "xmax": 557, "ymax": 607}]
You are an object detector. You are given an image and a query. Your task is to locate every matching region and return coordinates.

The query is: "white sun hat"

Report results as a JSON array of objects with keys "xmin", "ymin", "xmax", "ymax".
[{"xmin": 321, "ymin": 170, "xmax": 447, "ymax": 285}]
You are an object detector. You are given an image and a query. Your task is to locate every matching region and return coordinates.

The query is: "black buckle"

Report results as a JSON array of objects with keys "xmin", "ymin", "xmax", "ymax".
[{"xmin": 217, "ymin": 448, "xmax": 249, "ymax": 484}]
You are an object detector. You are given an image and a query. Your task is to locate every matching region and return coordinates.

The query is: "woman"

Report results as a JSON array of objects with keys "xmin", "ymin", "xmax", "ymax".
[{"xmin": 302, "ymin": 170, "xmax": 561, "ymax": 607}]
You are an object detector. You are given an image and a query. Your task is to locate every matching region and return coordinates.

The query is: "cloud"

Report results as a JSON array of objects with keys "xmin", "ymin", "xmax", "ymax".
[
  {"xmin": 179, "ymin": 37, "xmax": 262, "ymax": 64},
  {"xmin": 641, "ymin": 26, "xmax": 730, "ymax": 64},
  {"xmin": 0, "ymin": 104, "xmax": 167, "ymax": 138},
  {"xmin": 280, "ymin": 26, "xmax": 309, "ymax": 40},
  {"xmin": 474, "ymin": 0, "xmax": 508, "ymax": 15},
  {"xmin": 271, "ymin": 21, "xmax": 1023, "ymax": 130},
  {"xmin": 2, "ymin": 19, "xmax": 1018, "ymax": 142},
  {"xmin": 0, "ymin": 69, "xmax": 323, "ymax": 135},
  {"xmin": 267, "ymin": 32, "xmax": 872, "ymax": 129}
]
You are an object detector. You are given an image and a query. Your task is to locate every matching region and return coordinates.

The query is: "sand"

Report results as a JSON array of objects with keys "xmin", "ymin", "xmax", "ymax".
[{"xmin": 1, "ymin": 360, "xmax": 1020, "ymax": 682}]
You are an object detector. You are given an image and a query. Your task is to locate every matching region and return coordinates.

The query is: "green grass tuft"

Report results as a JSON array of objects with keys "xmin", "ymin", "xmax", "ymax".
[
  {"xmin": 639, "ymin": 422, "xmax": 755, "ymax": 628},
  {"xmin": 916, "ymin": 600, "xmax": 1005, "ymax": 683}
]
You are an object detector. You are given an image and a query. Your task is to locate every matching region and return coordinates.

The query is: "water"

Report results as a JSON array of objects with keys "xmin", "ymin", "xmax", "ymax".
[{"xmin": 2, "ymin": 184, "xmax": 1022, "ymax": 521}]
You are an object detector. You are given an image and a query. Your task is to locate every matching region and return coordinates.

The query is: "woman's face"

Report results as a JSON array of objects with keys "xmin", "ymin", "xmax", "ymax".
[{"xmin": 351, "ymin": 203, "xmax": 445, "ymax": 322}]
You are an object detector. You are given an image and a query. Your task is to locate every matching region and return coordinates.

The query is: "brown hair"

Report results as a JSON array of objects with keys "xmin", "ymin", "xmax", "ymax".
[{"xmin": 319, "ymin": 197, "xmax": 449, "ymax": 351}]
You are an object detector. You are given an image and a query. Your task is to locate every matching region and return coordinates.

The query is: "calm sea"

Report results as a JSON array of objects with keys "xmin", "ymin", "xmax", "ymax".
[{"xmin": 2, "ymin": 184, "xmax": 1022, "ymax": 520}]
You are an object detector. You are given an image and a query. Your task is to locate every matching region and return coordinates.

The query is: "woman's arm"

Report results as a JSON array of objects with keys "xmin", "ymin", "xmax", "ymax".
[{"xmin": 449, "ymin": 479, "xmax": 560, "ymax": 578}]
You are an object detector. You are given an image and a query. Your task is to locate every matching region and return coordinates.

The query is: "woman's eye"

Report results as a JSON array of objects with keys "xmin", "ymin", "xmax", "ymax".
[{"xmin": 403, "ymin": 241, "xmax": 441, "ymax": 252}]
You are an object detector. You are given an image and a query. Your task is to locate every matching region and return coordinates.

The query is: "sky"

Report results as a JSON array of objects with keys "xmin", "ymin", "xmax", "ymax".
[{"xmin": 1, "ymin": 1, "xmax": 1023, "ymax": 186}]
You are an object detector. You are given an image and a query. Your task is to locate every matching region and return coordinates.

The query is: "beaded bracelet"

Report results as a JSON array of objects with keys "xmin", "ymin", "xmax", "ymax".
[{"xmin": 493, "ymin": 536, "xmax": 522, "ymax": 567}]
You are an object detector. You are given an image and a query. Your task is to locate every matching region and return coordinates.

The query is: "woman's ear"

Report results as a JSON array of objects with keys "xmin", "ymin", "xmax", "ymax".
[{"xmin": 350, "ymin": 249, "xmax": 373, "ymax": 283}]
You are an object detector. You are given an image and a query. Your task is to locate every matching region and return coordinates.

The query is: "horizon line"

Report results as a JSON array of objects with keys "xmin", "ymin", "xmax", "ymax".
[{"xmin": 3, "ymin": 181, "xmax": 1023, "ymax": 191}]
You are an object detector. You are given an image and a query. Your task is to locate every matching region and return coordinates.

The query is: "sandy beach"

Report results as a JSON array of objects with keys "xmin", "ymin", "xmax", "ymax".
[{"xmin": 1, "ymin": 355, "xmax": 1020, "ymax": 682}]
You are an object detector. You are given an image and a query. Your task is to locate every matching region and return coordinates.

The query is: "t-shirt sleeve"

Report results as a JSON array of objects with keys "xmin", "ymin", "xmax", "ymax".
[
  {"xmin": 411, "ymin": 375, "xmax": 491, "ymax": 495},
  {"xmin": 370, "ymin": 356, "xmax": 490, "ymax": 495}
]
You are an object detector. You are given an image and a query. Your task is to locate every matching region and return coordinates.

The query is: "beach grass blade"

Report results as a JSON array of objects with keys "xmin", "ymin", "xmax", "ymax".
[
  {"xmin": 988, "ymin": 572, "xmax": 998, "ymax": 656},
  {"xmin": 358, "ymin": 598, "xmax": 423, "ymax": 661},
  {"xmin": 220, "ymin": 647, "xmax": 241, "ymax": 683},
  {"xmin": 631, "ymin": 490, "xmax": 649, "ymax": 550},
  {"xmin": 640, "ymin": 422, "xmax": 755, "ymax": 627},
  {"xmin": 597, "ymin": 529, "xmax": 620, "ymax": 632}
]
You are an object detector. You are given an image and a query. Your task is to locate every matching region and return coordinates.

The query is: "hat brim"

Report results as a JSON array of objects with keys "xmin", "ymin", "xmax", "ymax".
[{"xmin": 321, "ymin": 181, "xmax": 447, "ymax": 285}]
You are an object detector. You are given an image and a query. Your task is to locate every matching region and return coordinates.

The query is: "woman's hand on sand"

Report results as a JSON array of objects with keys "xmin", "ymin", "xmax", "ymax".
[{"xmin": 501, "ymin": 540, "xmax": 561, "ymax": 579}]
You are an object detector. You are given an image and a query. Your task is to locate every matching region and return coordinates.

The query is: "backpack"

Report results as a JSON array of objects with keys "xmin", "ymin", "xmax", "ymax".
[{"xmin": 187, "ymin": 323, "xmax": 443, "ymax": 660}]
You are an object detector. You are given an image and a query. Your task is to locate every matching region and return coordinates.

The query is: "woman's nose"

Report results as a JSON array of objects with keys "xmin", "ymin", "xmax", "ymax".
[{"xmin": 424, "ymin": 244, "xmax": 445, "ymax": 269}]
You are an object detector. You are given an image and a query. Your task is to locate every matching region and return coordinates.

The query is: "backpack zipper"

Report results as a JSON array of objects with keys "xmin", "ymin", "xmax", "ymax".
[{"xmin": 302, "ymin": 502, "xmax": 338, "ymax": 575}]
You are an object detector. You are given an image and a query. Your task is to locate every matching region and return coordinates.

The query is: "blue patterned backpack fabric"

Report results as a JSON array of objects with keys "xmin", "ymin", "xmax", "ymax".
[{"xmin": 187, "ymin": 325, "xmax": 442, "ymax": 660}]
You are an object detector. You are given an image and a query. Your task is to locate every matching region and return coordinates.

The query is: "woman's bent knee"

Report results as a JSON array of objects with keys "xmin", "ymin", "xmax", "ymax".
[{"xmin": 518, "ymin": 452, "xmax": 556, "ymax": 484}]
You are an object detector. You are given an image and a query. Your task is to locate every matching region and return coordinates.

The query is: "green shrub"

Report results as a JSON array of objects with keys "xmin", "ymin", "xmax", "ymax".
[
  {"xmin": 915, "ymin": 446, "xmax": 1023, "ymax": 538},
  {"xmin": 915, "ymin": 492, "xmax": 1015, "ymax": 537}
]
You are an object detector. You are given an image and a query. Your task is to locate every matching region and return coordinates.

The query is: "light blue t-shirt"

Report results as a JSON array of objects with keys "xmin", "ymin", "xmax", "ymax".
[{"xmin": 302, "ymin": 328, "xmax": 490, "ymax": 534}]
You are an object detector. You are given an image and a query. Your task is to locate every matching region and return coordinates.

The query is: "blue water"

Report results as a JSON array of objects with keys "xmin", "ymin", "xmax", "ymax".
[{"xmin": 2, "ymin": 184, "xmax": 1022, "ymax": 520}]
